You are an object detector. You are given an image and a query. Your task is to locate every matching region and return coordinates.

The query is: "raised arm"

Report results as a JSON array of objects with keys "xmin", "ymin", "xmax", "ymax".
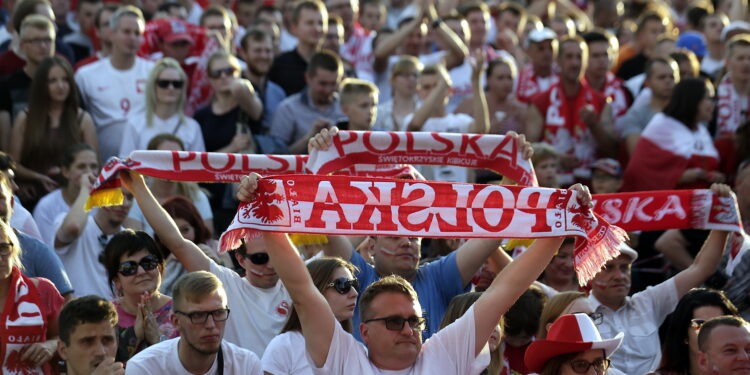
[
  {"xmin": 237, "ymin": 174, "xmax": 336, "ymax": 367},
  {"xmin": 55, "ymin": 173, "xmax": 94, "ymax": 248},
  {"xmin": 471, "ymin": 184, "xmax": 592, "ymax": 356},
  {"xmin": 672, "ymin": 184, "xmax": 732, "ymax": 297},
  {"xmin": 119, "ymin": 171, "xmax": 211, "ymax": 272},
  {"xmin": 373, "ymin": 8, "xmax": 424, "ymax": 71},
  {"xmin": 427, "ymin": 2, "xmax": 468, "ymax": 70},
  {"xmin": 524, "ymin": 105, "xmax": 545, "ymax": 142},
  {"xmin": 584, "ymin": 103, "xmax": 618, "ymax": 158},
  {"xmin": 469, "ymin": 51, "xmax": 489, "ymax": 134},
  {"xmin": 232, "ymin": 78, "xmax": 263, "ymax": 121},
  {"xmin": 406, "ymin": 68, "xmax": 449, "ymax": 131}
]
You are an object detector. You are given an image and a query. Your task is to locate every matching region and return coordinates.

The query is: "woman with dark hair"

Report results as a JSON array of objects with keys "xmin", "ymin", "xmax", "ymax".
[
  {"xmin": 156, "ymin": 196, "xmax": 226, "ymax": 296},
  {"xmin": 100, "ymin": 229, "xmax": 178, "ymax": 364},
  {"xmin": 261, "ymin": 257, "xmax": 358, "ymax": 375},
  {"xmin": 440, "ymin": 292, "xmax": 506, "ymax": 375},
  {"xmin": 525, "ymin": 314, "xmax": 624, "ymax": 375},
  {"xmin": 10, "ymin": 56, "xmax": 98, "ymax": 206},
  {"xmin": 651, "ymin": 288, "xmax": 739, "ymax": 375},
  {"xmin": 622, "ymin": 78, "xmax": 723, "ymax": 191},
  {"xmin": 32, "ymin": 143, "xmax": 99, "ymax": 246}
]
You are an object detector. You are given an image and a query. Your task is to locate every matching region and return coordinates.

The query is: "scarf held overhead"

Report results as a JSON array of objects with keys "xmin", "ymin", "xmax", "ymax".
[{"xmin": 219, "ymin": 175, "xmax": 627, "ymax": 285}]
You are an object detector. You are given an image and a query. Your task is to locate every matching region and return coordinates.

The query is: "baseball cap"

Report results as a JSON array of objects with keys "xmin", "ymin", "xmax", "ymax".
[
  {"xmin": 160, "ymin": 19, "xmax": 194, "ymax": 45},
  {"xmin": 721, "ymin": 20, "xmax": 750, "ymax": 42},
  {"xmin": 590, "ymin": 158, "xmax": 622, "ymax": 178},
  {"xmin": 676, "ymin": 31, "xmax": 707, "ymax": 58},
  {"xmin": 527, "ymin": 27, "xmax": 557, "ymax": 44}
]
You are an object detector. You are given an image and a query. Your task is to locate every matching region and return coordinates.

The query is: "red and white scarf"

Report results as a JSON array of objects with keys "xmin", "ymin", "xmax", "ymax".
[
  {"xmin": 1, "ymin": 268, "xmax": 47, "ymax": 375},
  {"xmin": 517, "ymin": 64, "xmax": 559, "ymax": 103},
  {"xmin": 716, "ymin": 73, "xmax": 750, "ymax": 138},
  {"xmin": 219, "ymin": 175, "xmax": 628, "ymax": 285},
  {"xmin": 602, "ymin": 72, "xmax": 629, "ymax": 120}
]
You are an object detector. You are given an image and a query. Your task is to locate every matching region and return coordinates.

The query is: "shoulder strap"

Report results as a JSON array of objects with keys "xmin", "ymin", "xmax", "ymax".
[{"xmin": 217, "ymin": 344, "xmax": 224, "ymax": 375}]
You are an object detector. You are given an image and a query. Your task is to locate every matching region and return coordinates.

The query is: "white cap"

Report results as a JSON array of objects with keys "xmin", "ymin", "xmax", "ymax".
[
  {"xmin": 721, "ymin": 21, "xmax": 750, "ymax": 42},
  {"xmin": 619, "ymin": 243, "xmax": 638, "ymax": 263},
  {"xmin": 527, "ymin": 27, "xmax": 557, "ymax": 44}
]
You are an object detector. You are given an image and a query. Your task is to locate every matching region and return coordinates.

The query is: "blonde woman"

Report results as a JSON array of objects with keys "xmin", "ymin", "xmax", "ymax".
[
  {"xmin": 373, "ymin": 56, "xmax": 422, "ymax": 131},
  {"xmin": 118, "ymin": 58, "xmax": 206, "ymax": 157}
]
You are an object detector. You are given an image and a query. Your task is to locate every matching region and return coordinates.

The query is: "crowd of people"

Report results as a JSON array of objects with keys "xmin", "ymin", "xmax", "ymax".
[{"xmin": 1, "ymin": 0, "xmax": 750, "ymax": 373}]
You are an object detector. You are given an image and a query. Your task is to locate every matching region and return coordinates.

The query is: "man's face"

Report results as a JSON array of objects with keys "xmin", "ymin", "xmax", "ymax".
[
  {"xmin": 466, "ymin": 10, "xmax": 488, "ymax": 45},
  {"xmin": 172, "ymin": 290, "xmax": 228, "ymax": 355},
  {"xmin": 234, "ymin": 236, "xmax": 278, "ymax": 288},
  {"xmin": 294, "ymin": 8, "xmax": 326, "ymax": 47},
  {"xmin": 639, "ymin": 19, "xmax": 666, "ymax": 50},
  {"xmin": 202, "ymin": 15, "xmax": 231, "ymax": 40},
  {"xmin": 244, "ymin": 37, "xmax": 274, "ymax": 76},
  {"xmin": 587, "ymin": 41, "xmax": 610, "ymax": 78},
  {"xmin": 323, "ymin": 22, "xmax": 344, "ymax": 52},
  {"xmin": 647, "ymin": 61, "xmax": 677, "ymax": 100},
  {"xmin": 535, "ymin": 157, "xmax": 559, "ymax": 188},
  {"xmin": 591, "ymin": 170, "xmax": 623, "ymax": 194},
  {"xmin": 343, "ymin": 93, "xmax": 377, "ymax": 130},
  {"xmin": 728, "ymin": 45, "xmax": 750, "ymax": 81},
  {"xmin": 77, "ymin": 1, "xmax": 101, "ymax": 33},
  {"xmin": 527, "ymin": 40, "xmax": 554, "ymax": 72},
  {"xmin": 416, "ymin": 73, "xmax": 442, "ymax": 101},
  {"xmin": 704, "ymin": 15, "xmax": 726, "ymax": 43},
  {"xmin": 699, "ymin": 325, "xmax": 750, "ymax": 375},
  {"xmin": 306, "ymin": 68, "xmax": 342, "ymax": 106},
  {"xmin": 558, "ymin": 41, "xmax": 585, "ymax": 83},
  {"xmin": 496, "ymin": 11, "xmax": 520, "ymax": 36},
  {"xmin": 101, "ymin": 190, "xmax": 133, "ymax": 225},
  {"xmin": 359, "ymin": 3, "xmax": 384, "ymax": 31},
  {"xmin": 62, "ymin": 150, "xmax": 99, "ymax": 188},
  {"xmin": 360, "ymin": 292, "xmax": 423, "ymax": 367},
  {"xmin": 20, "ymin": 27, "xmax": 55, "ymax": 66},
  {"xmin": 58, "ymin": 321, "xmax": 117, "ymax": 375},
  {"xmin": 369, "ymin": 236, "xmax": 421, "ymax": 277},
  {"xmin": 162, "ymin": 40, "xmax": 192, "ymax": 63},
  {"xmin": 236, "ymin": 2, "xmax": 259, "ymax": 28},
  {"xmin": 326, "ymin": 0, "xmax": 356, "ymax": 29},
  {"xmin": 111, "ymin": 15, "xmax": 145, "ymax": 56},
  {"xmin": 591, "ymin": 255, "xmax": 632, "ymax": 303}
]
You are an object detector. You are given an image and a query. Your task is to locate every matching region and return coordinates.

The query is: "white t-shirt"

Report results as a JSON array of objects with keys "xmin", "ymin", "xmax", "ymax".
[
  {"xmin": 53, "ymin": 213, "xmax": 115, "ymax": 299},
  {"xmin": 310, "ymin": 305, "xmax": 489, "ymax": 375},
  {"xmin": 11, "ymin": 196, "xmax": 42, "ymax": 240},
  {"xmin": 125, "ymin": 337, "xmax": 262, "ymax": 375},
  {"xmin": 33, "ymin": 189, "xmax": 70, "ymax": 246},
  {"xmin": 209, "ymin": 262, "xmax": 292, "ymax": 357},
  {"xmin": 75, "ymin": 57, "xmax": 155, "ymax": 160},
  {"xmin": 127, "ymin": 190, "xmax": 213, "ymax": 237},
  {"xmin": 403, "ymin": 112, "xmax": 474, "ymax": 183},
  {"xmin": 262, "ymin": 331, "xmax": 310, "ymax": 375},
  {"xmin": 119, "ymin": 113, "xmax": 206, "ymax": 157}
]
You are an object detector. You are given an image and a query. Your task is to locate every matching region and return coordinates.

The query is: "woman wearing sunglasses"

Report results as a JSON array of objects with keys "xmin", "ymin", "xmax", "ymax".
[
  {"xmin": 119, "ymin": 58, "xmax": 205, "ymax": 158},
  {"xmin": 262, "ymin": 257, "xmax": 359, "ymax": 375},
  {"xmin": 525, "ymin": 313, "xmax": 623, "ymax": 375},
  {"xmin": 100, "ymin": 229, "xmax": 178, "ymax": 364},
  {"xmin": 650, "ymin": 288, "xmax": 738, "ymax": 375}
]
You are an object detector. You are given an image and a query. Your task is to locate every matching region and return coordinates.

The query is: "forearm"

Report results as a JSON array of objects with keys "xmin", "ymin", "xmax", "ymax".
[
  {"xmin": 590, "ymin": 110, "xmax": 618, "ymax": 157},
  {"xmin": 407, "ymin": 82, "xmax": 447, "ymax": 131},
  {"xmin": 455, "ymin": 238, "xmax": 504, "ymax": 285},
  {"xmin": 674, "ymin": 230, "xmax": 728, "ymax": 296},
  {"xmin": 374, "ymin": 20, "xmax": 418, "ymax": 59},
  {"xmin": 434, "ymin": 23, "xmax": 468, "ymax": 69},
  {"xmin": 471, "ymin": 83, "xmax": 489, "ymax": 134},
  {"xmin": 56, "ymin": 188, "xmax": 90, "ymax": 244},
  {"xmin": 323, "ymin": 235, "xmax": 354, "ymax": 259},
  {"xmin": 236, "ymin": 82, "xmax": 264, "ymax": 121},
  {"xmin": 288, "ymin": 135, "xmax": 312, "ymax": 154}
]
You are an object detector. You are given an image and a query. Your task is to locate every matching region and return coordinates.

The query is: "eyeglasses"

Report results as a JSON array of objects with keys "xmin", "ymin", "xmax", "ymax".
[
  {"xmin": 568, "ymin": 358, "xmax": 610, "ymax": 374},
  {"xmin": 118, "ymin": 255, "xmax": 160, "ymax": 276},
  {"xmin": 691, "ymin": 318, "xmax": 707, "ymax": 330},
  {"xmin": 156, "ymin": 79, "xmax": 184, "ymax": 89},
  {"xmin": 22, "ymin": 37, "xmax": 52, "ymax": 45},
  {"xmin": 243, "ymin": 252, "xmax": 269, "ymax": 265},
  {"xmin": 175, "ymin": 308, "xmax": 231, "ymax": 324},
  {"xmin": 208, "ymin": 66, "xmax": 236, "ymax": 78},
  {"xmin": 326, "ymin": 277, "xmax": 359, "ymax": 294},
  {"xmin": 0, "ymin": 242, "xmax": 12, "ymax": 256},
  {"xmin": 587, "ymin": 312, "xmax": 603, "ymax": 325},
  {"xmin": 364, "ymin": 315, "xmax": 427, "ymax": 332}
]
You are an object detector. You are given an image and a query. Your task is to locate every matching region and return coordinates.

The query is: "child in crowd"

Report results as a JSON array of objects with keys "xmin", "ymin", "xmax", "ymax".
[
  {"xmin": 590, "ymin": 158, "xmax": 624, "ymax": 194},
  {"xmin": 338, "ymin": 78, "xmax": 379, "ymax": 131},
  {"xmin": 532, "ymin": 143, "xmax": 560, "ymax": 189}
]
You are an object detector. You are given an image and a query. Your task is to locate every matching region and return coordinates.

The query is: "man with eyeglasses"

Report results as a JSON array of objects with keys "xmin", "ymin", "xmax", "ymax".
[
  {"xmin": 75, "ymin": 5, "xmax": 155, "ymax": 160},
  {"xmin": 126, "ymin": 271, "xmax": 262, "ymax": 374},
  {"xmin": 237, "ymin": 172, "xmax": 593, "ymax": 374},
  {"xmin": 587, "ymin": 184, "xmax": 732, "ymax": 375},
  {"xmin": 120, "ymin": 171, "xmax": 293, "ymax": 357},
  {"xmin": 54, "ymin": 170, "xmax": 133, "ymax": 298}
]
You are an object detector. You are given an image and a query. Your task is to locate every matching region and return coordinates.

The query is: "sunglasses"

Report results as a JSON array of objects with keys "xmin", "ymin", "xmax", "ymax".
[
  {"xmin": 208, "ymin": 66, "xmax": 236, "ymax": 79},
  {"xmin": 568, "ymin": 358, "xmax": 610, "ymax": 374},
  {"xmin": 243, "ymin": 252, "xmax": 270, "ymax": 265},
  {"xmin": 156, "ymin": 79, "xmax": 184, "ymax": 89},
  {"xmin": 118, "ymin": 255, "xmax": 160, "ymax": 276},
  {"xmin": 691, "ymin": 318, "xmax": 707, "ymax": 330},
  {"xmin": 326, "ymin": 277, "xmax": 359, "ymax": 294},
  {"xmin": 175, "ymin": 308, "xmax": 231, "ymax": 324},
  {"xmin": 364, "ymin": 315, "xmax": 427, "ymax": 332}
]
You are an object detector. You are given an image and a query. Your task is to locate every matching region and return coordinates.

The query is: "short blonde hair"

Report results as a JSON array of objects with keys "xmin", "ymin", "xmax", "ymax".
[
  {"xmin": 172, "ymin": 271, "xmax": 226, "ymax": 310},
  {"xmin": 19, "ymin": 14, "xmax": 55, "ymax": 39},
  {"xmin": 390, "ymin": 55, "xmax": 423, "ymax": 80},
  {"xmin": 532, "ymin": 142, "xmax": 558, "ymax": 165},
  {"xmin": 340, "ymin": 78, "xmax": 378, "ymax": 106}
]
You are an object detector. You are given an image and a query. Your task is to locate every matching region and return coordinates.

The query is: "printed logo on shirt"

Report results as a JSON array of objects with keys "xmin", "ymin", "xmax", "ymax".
[{"xmin": 276, "ymin": 301, "xmax": 290, "ymax": 316}]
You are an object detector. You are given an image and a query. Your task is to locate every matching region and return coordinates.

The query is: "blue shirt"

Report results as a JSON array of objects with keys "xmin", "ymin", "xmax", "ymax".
[
  {"xmin": 18, "ymin": 231, "xmax": 74, "ymax": 295},
  {"xmin": 260, "ymin": 80, "xmax": 286, "ymax": 130},
  {"xmin": 349, "ymin": 251, "xmax": 468, "ymax": 341}
]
